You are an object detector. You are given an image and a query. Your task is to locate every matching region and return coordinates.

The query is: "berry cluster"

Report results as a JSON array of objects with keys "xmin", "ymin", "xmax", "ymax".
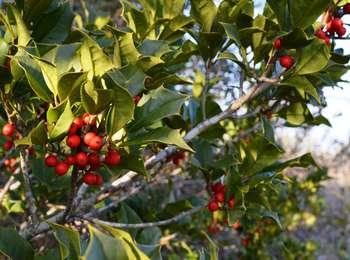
[
  {"xmin": 207, "ymin": 182, "xmax": 235, "ymax": 212},
  {"xmin": 44, "ymin": 113, "xmax": 121, "ymax": 186},
  {"xmin": 2, "ymin": 123, "xmax": 16, "ymax": 151}
]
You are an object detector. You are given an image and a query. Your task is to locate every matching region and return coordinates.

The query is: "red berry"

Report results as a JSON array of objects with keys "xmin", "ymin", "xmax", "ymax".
[
  {"xmin": 208, "ymin": 200, "xmax": 219, "ymax": 212},
  {"xmin": 172, "ymin": 158, "xmax": 181, "ymax": 165},
  {"xmin": 279, "ymin": 55, "xmax": 294, "ymax": 69},
  {"xmin": 228, "ymin": 196, "xmax": 235, "ymax": 209},
  {"xmin": 3, "ymin": 140, "xmax": 13, "ymax": 151},
  {"xmin": 211, "ymin": 183, "xmax": 225, "ymax": 193},
  {"xmin": 133, "ymin": 95, "xmax": 141, "ymax": 105},
  {"xmin": 241, "ymin": 238, "xmax": 250, "ymax": 247},
  {"xmin": 75, "ymin": 152, "xmax": 89, "ymax": 168},
  {"xmin": 45, "ymin": 155, "xmax": 58, "ymax": 167},
  {"xmin": 4, "ymin": 159, "xmax": 10, "ymax": 166},
  {"xmin": 315, "ymin": 29, "xmax": 326, "ymax": 39},
  {"xmin": 83, "ymin": 132, "xmax": 96, "ymax": 146},
  {"xmin": 65, "ymin": 155, "xmax": 76, "ymax": 165},
  {"xmin": 94, "ymin": 174, "xmax": 103, "ymax": 186},
  {"xmin": 332, "ymin": 18, "xmax": 344, "ymax": 32},
  {"xmin": 83, "ymin": 172, "xmax": 97, "ymax": 185},
  {"xmin": 88, "ymin": 135, "xmax": 103, "ymax": 151},
  {"xmin": 104, "ymin": 149, "xmax": 121, "ymax": 166},
  {"xmin": 344, "ymin": 3, "xmax": 350, "ymax": 14},
  {"xmin": 214, "ymin": 192, "xmax": 225, "ymax": 203},
  {"xmin": 232, "ymin": 221, "xmax": 241, "ymax": 229},
  {"xmin": 2, "ymin": 123, "xmax": 15, "ymax": 137},
  {"xmin": 55, "ymin": 162, "xmax": 69, "ymax": 176},
  {"xmin": 66, "ymin": 134, "xmax": 81, "ymax": 148},
  {"xmin": 82, "ymin": 113, "xmax": 96, "ymax": 126},
  {"xmin": 73, "ymin": 117, "xmax": 83, "ymax": 128},
  {"xmin": 207, "ymin": 223, "xmax": 219, "ymax": 234},
  {"xmin": 337, "ymin": 26, "xmax": 346, "ymax": 37},
  {"xmin": 68, "ymin": 123, "xmax": 79, "ymax": 135},
  {"xmin": 88, "ymin": 153, "xmax": 100, "ymax": 165},
  {"xmin": 273, "ymin": 38, "xmax": 282, "ymax": 49}
]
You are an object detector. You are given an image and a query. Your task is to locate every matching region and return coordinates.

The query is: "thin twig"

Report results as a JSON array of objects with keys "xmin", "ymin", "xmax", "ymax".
[
  {"xmin": 20, "ymin": 149, "xmax": 39, "ymax": 225},
  {"xmin": 61, "ymin": 168, "xmax": 79, "ymax": 221},
  {"xmin": 0, "ymin": 176, "xmax": 15, "ymax": 205},
  {"xmin": 85, "ymin": 205, "xmax": 203, "ymax": 229}
]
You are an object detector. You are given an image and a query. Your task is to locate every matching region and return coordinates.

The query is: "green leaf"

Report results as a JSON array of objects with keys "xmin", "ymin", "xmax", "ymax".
[
  {"xmin": 31, "ymin": 2, "xmax": 74, "ymax": 43},
  {"xmin": 131, "ymin": 87, "xmax": 187, "ymax": 129},
  {"xmin": 43, "ymin": 43, "xmax": 81, "ymax": 75},
  {"xmin": 220, "ymin": 22, "xmax": 241, "ymax": 46},
  {"xmin": 217, "ymin": 51, "xmax": 247, "ymax": 72},
  {"xmin": 48, "ymin": 100, "xmax": 75, "ymax": 140},
  {"xmin": 190, "ymin": 0, "xmax": 217, "ymax": 32},
  {"xmin": 289, "ymin": 0, "xmax": 330, "ymax": 29},
  {"xmin": 102, "ymin": 76, "xmax": 134, "ymax": 135},
  {"xmin": 81, "ymin": 80, "xmax": 112, "ymax": 115},
  {"xmin": 83, "ymin": 225, "xmax": 129, "ymax": 260},
  {"xmin": 261, "ymin": 116, "xmax": 275, "ymax": 143},
  {"xmin": 139, "ymin": 40, "xmax": 170, "ymax": 57},
  {"xmin": 80, "ymin": 37, "xmax": 114, "ymax": 79},
  {"xmin": 34, "ymin": 58, "xmax": 58, "ymax": 96},
  {"xmin": 8, "ymin": 6, "xmax": 31, "ymax": 46},
  {"xmin": 280, "ymin": 28, "xmax": 311, "ymax": 49},
  {"xmin": 49, "ymin": 223, "xmax": 81, "ymax": 260},
  {"xmin": 159, "ymin": 15, "xmax": 194, "ymax": 41},
  {"xmin": 263, "ymin": 153, "xmax": 319, "ymax": 173},
  {"xmin": 0, "ymin": 227, "xmax": 34, "ymax": 260},
  {"xmin": 15, "ymin": 53, "xmax": 53, "ymax": 102},
  {"xmin": 282, "ymin": 76, "xmax": 321, "ymax": 104},
  {"xmin": 295, "ymin": 39, "xmax": 331, "ymax": 75},
  {"xmin": 57, "ymin": 72, "xmax": 87, "ymax": 102},
  {"xmin": 127, "ymin": 127, "xmax": 194, "ymax": 152},
  {"xmin": 15, "ymin": 121, "xmax": 47, "ymax": 146},
  {"xmin": 118, "ymin": 33, "xmax": 140, "ymax": 65},
  {"xmin": 280, "ymin": 102, "xmax": 313, "ymax": 126}
]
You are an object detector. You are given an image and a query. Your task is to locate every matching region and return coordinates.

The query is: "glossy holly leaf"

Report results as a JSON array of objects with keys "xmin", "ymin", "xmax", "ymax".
[
  {"xmin": 217, "ymin": 51, "xmax": 247, "ymax": 72},
  {"xmin": 31, "ymin": 2, "xmax": 74, "ymax": 43},
  {"xmin": 8, "ymin": 5, "xmax": 31, "ymax": 46},
  {"xmin": 295, "ymin": 39, "xmax": 331, "ymax": 75},
  {"xmin": 131, "ymin": 87, "xmax": 187, "ymax": 130},
  {"xmin": 81, "ymin": 80, "xmax": 113, "ymax": 115},
  {"xmin": 101, "ymin": 225, "xmax": 150, "ymax": 260},
  {"xmin": 83, "ymin": 225, "xmax": 130, "ymax": 260},
  {"xmin": 220, "ymin": 22, "xmax": 241, "ymax": 46},
  {"xmin": 0, "ymin": 227, "xmax": 34, "ymax": 260},
  {"xmin": 289, "ymin": 0, "xmax": 330, "ymax": 29},
  {"xmin": 136, "ymin": 227, "xmax": 162, "ymax": 259},
  {"xmin": 57, "ymin": 72, "xmax": 87, "ymax": 102},
  {"xmin": 261, "ymin": 116, "xmax": 275, "ymax": 143},
  {"xmin": 107, "ymin": 65, "xmax": 146, "ymax": 96},
  {"xmin": 15, "ymin": 121, "xmax": 47, "ymax": 146},
  {"xmin": 15, "ymin": 54, "xmax": 53, "ymax": 102},
  {"xmin": 190, "ymin": 0, "xmax": 217, "ymax": 32},
  {"xmin": 280, "ymin": 28, "xmax": 311, "ymax": 49},
  {"xmin": 139, "ymin": 40, "xmax": 170, "ymax": 57},
  {"xmin": 22, "ymin": 0, "xmax": 56, "ymax": 24},
  {"xmin": 279, "ymin": 102, "xmax": 313, "ymax": 126},
  {"xmin": 80, "ymin": 37, "xmax": 114, "ymax": 79},
  {"xmin": 159, "ymin": 15, "xmax": 194, "ymax": 41},
  {"xmin": 103, "ymin": 75, "xmax": 135, "ymax": 135},
  {"xmin": 240, "ymin": 135, "xmax": 283, "ymax": 175},
  {"xmin": 118, "ymin": 33, "xmax": 140, "ymax": 65},
  {"xmin": 34, "ymin": 58, "xmax": 58, "ymax": 96},
  {"xmin": 263, "ymin": 153, "xmax": 319, "ymax": 173},
  {"xmin": 126, "ymin": 127, "xmax": 194, "ymax": 152},
  {"xmin": 47, "ymin": 100, "xmax": 74, "ymax": 140},
  {"xmin": 49, "ymin": 223, "xmax": 81, "ymax": 260},
  {"xmin": 282, "ymin": 76, "xmax": 321, "ymax": 104}
]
